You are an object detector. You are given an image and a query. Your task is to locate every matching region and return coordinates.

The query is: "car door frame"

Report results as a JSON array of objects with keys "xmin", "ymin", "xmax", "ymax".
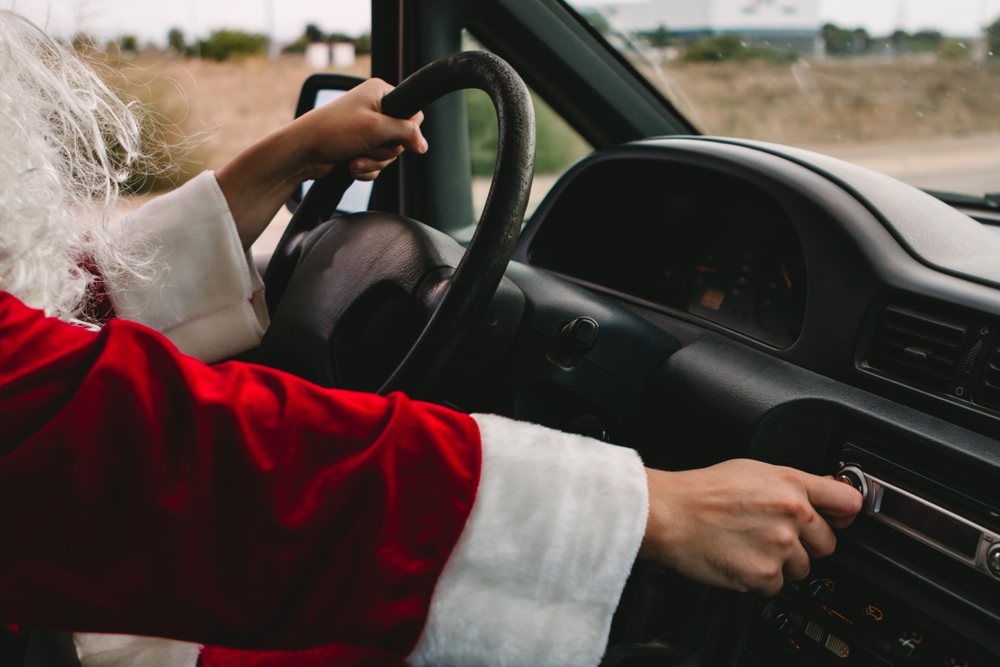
[{"xmin": 367, "ymin": 0, "xmax": 697, "ymax": 235}]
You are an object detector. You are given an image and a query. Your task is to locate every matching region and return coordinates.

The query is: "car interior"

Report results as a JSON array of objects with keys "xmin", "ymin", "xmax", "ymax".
[
  {"xmin": 255, "ymin": 1, "xmax": 1000, "ymax": 665},
  {"xmin": 245, "ymin": 0, "xmax": 1000, "ymax": 665},
  {"xmin": 17, "ymin": 1, "xmax": 1000, "ymax": 666}
]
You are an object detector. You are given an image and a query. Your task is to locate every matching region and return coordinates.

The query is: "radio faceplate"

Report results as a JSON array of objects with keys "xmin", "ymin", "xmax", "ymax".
[{"xmin": 837, "ymin": 448, "xmax": 1000, "ymax": 582}]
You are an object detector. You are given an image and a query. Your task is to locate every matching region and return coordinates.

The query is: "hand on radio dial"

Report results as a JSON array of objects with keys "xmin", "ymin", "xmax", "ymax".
[{"xmin": 639, "ymin": 459, "xmax": 864, "ymax": 597}]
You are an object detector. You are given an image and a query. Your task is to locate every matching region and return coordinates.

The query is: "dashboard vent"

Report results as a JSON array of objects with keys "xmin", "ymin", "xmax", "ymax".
[
  {"xmin": 869, "ymin": 305, "xmax": 969, "ymax": 392},
  {"xmin": 977, "ymin": 343, "xmax": 1000, "ymax": 409}
]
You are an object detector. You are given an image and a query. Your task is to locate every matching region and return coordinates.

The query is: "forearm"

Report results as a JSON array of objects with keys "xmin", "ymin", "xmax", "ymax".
[
  {"xmin": 215, "ymin": 122, "xmax": 330, "ymax": 251},
  {"xmin": 213, "ymin": 78, "xmax": 426, "ymax": 252},
  {"xmin": 0, "ymin": 291, "xmax": 479, "ymax": 650}
]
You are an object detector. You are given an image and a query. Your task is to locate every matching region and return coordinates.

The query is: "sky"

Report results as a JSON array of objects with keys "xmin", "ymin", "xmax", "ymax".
[{"xmin": 13, "ymin": 0, "xmax": 1000, "ymax": 45}]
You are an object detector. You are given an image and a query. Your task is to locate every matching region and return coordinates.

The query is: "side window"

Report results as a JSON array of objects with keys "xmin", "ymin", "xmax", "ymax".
[
  {"xmin": 105, "ymin": 11, "xmax": 373, "ymax": 259},
  {"xmin": 464, "ymin": 32, "xmax": 592, "ymax": 222}
]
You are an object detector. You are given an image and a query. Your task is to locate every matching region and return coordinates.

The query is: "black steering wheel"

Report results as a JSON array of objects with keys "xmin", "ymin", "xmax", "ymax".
[{"xmin": 258, "ymin": 52, "xmax": 534, "ymax": 399}]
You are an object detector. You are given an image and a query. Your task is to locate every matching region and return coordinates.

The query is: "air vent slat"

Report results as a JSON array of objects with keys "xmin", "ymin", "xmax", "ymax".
[
  {"xmin": 881, "ymin": 306, "xmax": 968, "ymax": 349},
  {"xmin": 869, "ymin": 304, "xmax": 969, "ymax": 392}
]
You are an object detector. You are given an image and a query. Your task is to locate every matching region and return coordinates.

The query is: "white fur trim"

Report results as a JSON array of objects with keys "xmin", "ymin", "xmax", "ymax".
[
  {"xmin": 105, "ymin": 171, "xmax": 269, "ymax": 363},
  {"xmin": 74, "ymin": 633, "xmax": 201, "ymax": 667},
  {"xmin": 407, "ymin": 414, "xmax": 649, "ymax": 667}
]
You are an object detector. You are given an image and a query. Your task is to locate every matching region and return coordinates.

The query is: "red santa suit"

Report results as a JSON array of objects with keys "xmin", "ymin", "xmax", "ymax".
[{"xmin": 0, "ymin": 172, "xmax": 649, "ymax": 667}]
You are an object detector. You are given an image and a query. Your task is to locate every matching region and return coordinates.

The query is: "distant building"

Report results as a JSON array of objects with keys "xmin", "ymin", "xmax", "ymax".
[
  {"xmin": 306, "ymin": 42, "xmax": 357, "ymax": 70},
  {"xmin": 597, "ymin": 0, "xmax": 823, "ymax": 55}
]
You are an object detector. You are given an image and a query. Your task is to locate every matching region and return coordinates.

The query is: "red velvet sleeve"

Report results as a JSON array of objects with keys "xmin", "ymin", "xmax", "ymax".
[{"xmin": 0, "ymin": 291, "xmax": 481, "ymax": 655}]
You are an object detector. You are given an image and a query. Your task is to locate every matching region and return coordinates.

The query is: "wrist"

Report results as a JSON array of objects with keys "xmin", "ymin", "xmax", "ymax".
[
  {"xmin": 216, "ymin": 123, "xmax": 324, "ymax": 251},
  {"xmin": 278, "ymin": 114, "xmax": 336, "ymax": 183},
  {"xmin": 638, "ymin": 468, "xmax": 677, "ymax": 566}
]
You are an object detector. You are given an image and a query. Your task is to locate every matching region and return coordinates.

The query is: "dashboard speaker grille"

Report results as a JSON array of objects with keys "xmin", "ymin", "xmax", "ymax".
[{"xmin": 869, "ymin": 305, "xmax": 969, "ymax": 392}]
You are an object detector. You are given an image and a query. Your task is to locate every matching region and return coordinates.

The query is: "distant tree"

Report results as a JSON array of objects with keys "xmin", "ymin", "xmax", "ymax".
[
  {"xmin": 284, "ymin": 24, "xmax": 330, "ymax": 54},
  {"xmin": 71, "ymin": 32, "xmax": 97, "ymax": 53},
  {"xmin": 683, "ymin": 34, "xmax": 797, "ymax": 64},
  {"xmin": 197, "ymin": 29, "xmax": 268, "ymax": 61},
  {"xmin": 937, "ymin": 38, "xmax": 969, "ymax": 59},
  {"xmin": 118, "ymin": 35, "xmax": 138, "ymax": 53},
  {"xmin": 987, "ymin": 16, "xmax": 1000, "ymax": 58},
  {"xmin": 890, "ymin": 29, "xmax": 909, "ymax": 52},
  {"xmin": 353, "ymin": 33, "xmax": 371, "ymax": 55},
  {"xmin": 852, "ymin": 28, "xmax": 870, "ymax": 52},
  {"xmin": 304, "ymin": 23, "xmax": 326, "ymax": 43},
  {"xmin": 910, "ymin": 30, "xmax": 943, "ymax": 52},
  {"xmin": 823, "ymin": 23, "xmax": 851, "ymax": 55},
  {"xmin": 167, "ymin": 27, "xmax": 186, "ymax": 53},
  {"xmin": 644, "ymin": 24, "xmax": 672, "ymax": 48}
]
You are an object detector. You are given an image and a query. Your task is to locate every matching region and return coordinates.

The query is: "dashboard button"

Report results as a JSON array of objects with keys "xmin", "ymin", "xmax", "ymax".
[
  {"xmin": 769, "ymin": 613, "xmax": 800, "ymax": 639},
  {"xmin": 891, "ymin": 631, "xmax": 926, "ymax": 664},
  {"xmin": 556, "ymin": 317, "xmax": 599, "ymax": 357},
  {"xmin": 804, "ymin": 578, "xmax": 836, "ymax": 604}
]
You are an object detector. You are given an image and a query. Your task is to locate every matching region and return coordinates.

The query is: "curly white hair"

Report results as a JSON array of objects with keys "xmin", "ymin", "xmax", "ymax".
[{"xmin": 0, "ymin": 9, "xmax": 152, "ymax": 321}]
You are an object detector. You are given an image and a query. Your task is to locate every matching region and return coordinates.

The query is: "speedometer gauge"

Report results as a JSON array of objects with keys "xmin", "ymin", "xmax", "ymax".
[
  {"xmin": 756, "ymin": 261, "xmax": 806, "ymax": 344},
  {"xmin": 689, "ymin": 240, "xmax": 756, "ymax": 318}
]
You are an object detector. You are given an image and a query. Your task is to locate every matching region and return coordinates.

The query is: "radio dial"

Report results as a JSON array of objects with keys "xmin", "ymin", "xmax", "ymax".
[
  {"xmin": 835, "ymin": 466, "xmax": 868, "ymax": 504},
  {"xmin": 988, "ymin": 544, "xmax": 1000, "ymax": 577}
]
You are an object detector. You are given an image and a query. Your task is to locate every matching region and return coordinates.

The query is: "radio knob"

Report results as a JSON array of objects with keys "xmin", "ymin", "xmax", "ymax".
[
  {"xmin": 988, "ymin": 544, "xmax": 1000, "ymax": 577},
  {"xmin": 835, "ymin": 466, "xmax": 868, "ymax": 504}
]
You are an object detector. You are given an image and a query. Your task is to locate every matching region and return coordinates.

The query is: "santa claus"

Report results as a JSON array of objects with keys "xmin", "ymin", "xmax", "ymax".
[{"xmin": 0, "ymin": 10, "xmax": 862, "ymax": 667}]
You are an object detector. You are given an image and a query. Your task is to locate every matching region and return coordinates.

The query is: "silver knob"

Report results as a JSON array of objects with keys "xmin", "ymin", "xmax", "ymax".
[
  {"xmin": 988, "ymin": 544, "xmax": 1000, "ymax": 577},
  {"xmin": 835, "ymin": 465, "xmax": 868, "ymax": 505}
]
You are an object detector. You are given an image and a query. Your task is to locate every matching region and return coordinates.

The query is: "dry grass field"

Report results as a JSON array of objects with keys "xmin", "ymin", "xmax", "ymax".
[
  {"xmin": 646, "ymin": 56, "xmax": 1000, "ymax": 145},
  {"xmin": 114, "ymin": 52, "xmax": 1000, "ymax": 184},
  {"xmin": 108, "ymin": 53, "xmax": 1000, "ymax": 253},
  {"xmin": 112, "ymin": 54, "xmax": 372, "ymax": 188},
  {"xmin": 643, "ymin": 55, "xmax": 1000, "ymax": 196}
]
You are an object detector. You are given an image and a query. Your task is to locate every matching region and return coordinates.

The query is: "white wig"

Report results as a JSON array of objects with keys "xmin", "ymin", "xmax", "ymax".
[{"xmin": 0, "ymin": 10, "xmax": 152, "ymax": 321}]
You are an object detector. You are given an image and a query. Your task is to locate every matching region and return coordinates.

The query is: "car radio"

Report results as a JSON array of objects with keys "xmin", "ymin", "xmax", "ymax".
[
  {"xmin": 834, "ymin": 465, "xmax": 1000, "ymax": 581},
  {"xmin": 745, "ymin": 441, "xmax": 1000, "ymax": 666}
]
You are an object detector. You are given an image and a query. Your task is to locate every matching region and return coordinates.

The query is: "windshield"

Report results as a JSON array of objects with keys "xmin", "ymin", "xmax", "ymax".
[{"xmin": 567, "ymin": 0, "xmax": 1000, "ymax": 199}]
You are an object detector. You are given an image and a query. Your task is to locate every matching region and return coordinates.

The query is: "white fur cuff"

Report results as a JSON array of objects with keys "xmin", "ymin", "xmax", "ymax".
[
  {"xmin": 74, "ymin": 633, "xmax": 201, "ymax": 667},
  {"xmin": 407, "ymin": 414, "xmax": 649, "ymax": 667},
  {"xmin": 105, "ymin": 171, "xmax": 269, "ymax": 363}
]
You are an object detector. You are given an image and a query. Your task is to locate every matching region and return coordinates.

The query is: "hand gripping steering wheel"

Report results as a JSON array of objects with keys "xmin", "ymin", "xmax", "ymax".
[{"xmin": 259, "ymin": 52, "xmax": 534, "ymax": 399}]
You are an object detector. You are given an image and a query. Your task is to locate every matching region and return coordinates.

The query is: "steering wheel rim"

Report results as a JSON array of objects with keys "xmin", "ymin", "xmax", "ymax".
[{"xmin": 260, "ymin": 52, "xmax": 535, "ymax": 399}]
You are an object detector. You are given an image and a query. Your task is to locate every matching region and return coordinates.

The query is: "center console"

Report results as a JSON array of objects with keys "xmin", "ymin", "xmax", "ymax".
[{"xmin": 745, "ymin": 441, "xmax": 1000, "ymax": 666}]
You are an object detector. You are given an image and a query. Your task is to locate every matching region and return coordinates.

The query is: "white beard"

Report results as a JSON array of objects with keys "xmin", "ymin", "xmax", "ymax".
[{"xmin": 0, "ymin": 10, "xmax": 151, "ymax": 321}]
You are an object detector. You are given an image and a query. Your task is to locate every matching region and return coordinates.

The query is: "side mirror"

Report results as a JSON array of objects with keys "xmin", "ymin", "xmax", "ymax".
[{"xmin": 286, "ymin": 73, "xmax": 373, "ymax": 214}]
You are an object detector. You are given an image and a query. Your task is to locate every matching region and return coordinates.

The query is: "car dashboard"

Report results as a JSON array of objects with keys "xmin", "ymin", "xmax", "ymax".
[
  {"xmin": 489, "ymin": 137, "xmax": 1000, "ymax": 666},
  {"xmin": 526, "ymin": 157, "xmax": 807, "ymax": 349}
]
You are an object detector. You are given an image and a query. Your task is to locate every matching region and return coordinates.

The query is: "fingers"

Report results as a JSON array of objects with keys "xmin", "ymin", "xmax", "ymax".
[
  {"xmin": 783, "ymin": 541, "xmax": 812, "ymax": 583},
  {"xmin": 373, "ymin": 115, "xmax": 428, "ymax": 154},
  {"xmin": 349, "ymin": 156, "xmax": 396, "ymax": 181},
  {"xmin": 797, "ymin": 509, "xmax": 837, "ymax": 558},
  {"xmin": 802, "ymin": 473, "xmax": 865, "ymax": 518}
]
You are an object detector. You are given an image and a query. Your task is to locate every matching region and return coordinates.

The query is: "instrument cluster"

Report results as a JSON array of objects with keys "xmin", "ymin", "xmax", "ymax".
[{"xmin": 526, "ymin": 158, "xmax": 808, "ymax": 348}]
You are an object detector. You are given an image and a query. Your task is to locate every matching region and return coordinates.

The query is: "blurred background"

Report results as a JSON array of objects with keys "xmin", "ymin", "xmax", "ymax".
[{"xmin": 18, "ymin": 0, "xmax": 1000, "ymax": 252}]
